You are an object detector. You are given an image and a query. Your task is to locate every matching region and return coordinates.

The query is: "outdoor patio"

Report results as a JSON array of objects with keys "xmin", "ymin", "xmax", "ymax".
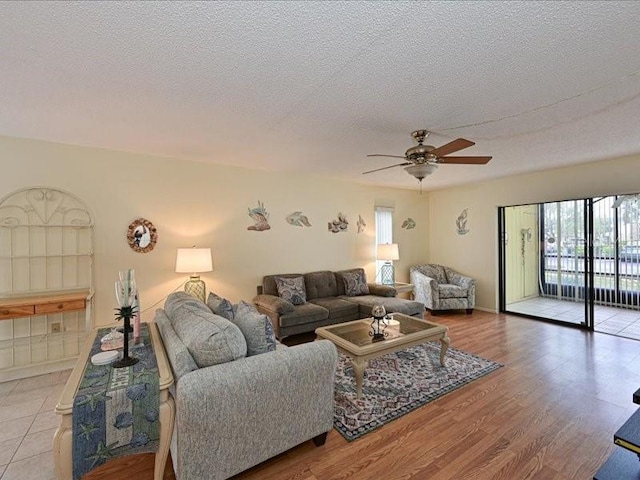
[{"xmin": 508, "ymin": 296, "xmax": 640, "ymax": 340}]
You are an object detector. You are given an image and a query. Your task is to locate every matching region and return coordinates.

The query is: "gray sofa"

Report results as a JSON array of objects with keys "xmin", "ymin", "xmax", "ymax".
[
  {"xmin": 254, "ymin": 268, "xmax": 424, "ymax": 339},
  {"xmin": 154, "ymin": 292, "xmax": 338, "ymax": 480}
]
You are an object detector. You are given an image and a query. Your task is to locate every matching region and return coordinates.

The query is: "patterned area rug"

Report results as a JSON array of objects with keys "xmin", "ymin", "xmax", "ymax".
[{"xmin": 333, "ymin": 343, "xmax": 502, "ymax": 441}]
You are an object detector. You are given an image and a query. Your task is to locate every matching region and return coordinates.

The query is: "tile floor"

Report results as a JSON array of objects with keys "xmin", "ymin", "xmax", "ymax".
[
  {"xmin": 0, "ymin": 369, "xmax": 70, "ymax": 480},
  {"xmin": 508, "ymin": 296, "xmax": 640, "ymax": 340}
]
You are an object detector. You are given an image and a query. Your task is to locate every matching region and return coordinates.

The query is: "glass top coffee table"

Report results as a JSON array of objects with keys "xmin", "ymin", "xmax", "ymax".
[{"xmin": 316, "ymin": 313, "xmax": 450, "ymax": 399}]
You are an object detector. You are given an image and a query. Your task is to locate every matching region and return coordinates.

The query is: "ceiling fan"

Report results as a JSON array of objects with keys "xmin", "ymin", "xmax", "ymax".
[{"xmin": 363, "ymin": 130, "xmax": 492, "ymax": 186}]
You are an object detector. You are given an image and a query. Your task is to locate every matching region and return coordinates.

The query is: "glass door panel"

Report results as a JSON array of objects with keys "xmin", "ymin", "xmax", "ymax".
[{"xmin": 501, "ymin": 200, "xmax": 591, "ymax": 327}]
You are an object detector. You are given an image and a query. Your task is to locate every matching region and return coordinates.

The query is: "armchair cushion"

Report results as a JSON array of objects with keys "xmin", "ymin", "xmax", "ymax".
[
  {"xmin": 439, "ymin": 284, "xmax": 468, "ymax": 299},
  {"xmin": 275, "ymin": 276, "xmax": 307, "ymax": 305}
]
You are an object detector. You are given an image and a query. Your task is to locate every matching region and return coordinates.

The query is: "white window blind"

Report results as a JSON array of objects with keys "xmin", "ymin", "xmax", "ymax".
[{"xmin": 375, "ymin": 207, "xmax": 394, "ymax": 281}]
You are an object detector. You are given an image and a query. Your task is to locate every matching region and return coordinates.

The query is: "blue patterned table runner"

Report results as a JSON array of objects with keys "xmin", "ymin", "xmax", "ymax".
[{"xmin": 72, "ymin": 323, "xmax": 160, "ymax": 480}]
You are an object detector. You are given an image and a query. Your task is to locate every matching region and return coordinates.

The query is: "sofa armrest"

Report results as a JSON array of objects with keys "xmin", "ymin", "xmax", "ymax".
[
  {"xmin": 174, "ymin": 340, "xmax": 338, "ymax": 479},
  {"xmin": 253, "ymin": 293, "xmax": 295, "ymax": 315},
  {"xmin": 367, "ymin": 283, "xmax": 397, "ymax": 297}
]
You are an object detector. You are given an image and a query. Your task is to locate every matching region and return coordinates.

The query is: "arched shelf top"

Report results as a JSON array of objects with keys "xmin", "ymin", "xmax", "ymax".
[{"xmin": 0, "ymin": 186, "xmax": 94, "ymax": 228}]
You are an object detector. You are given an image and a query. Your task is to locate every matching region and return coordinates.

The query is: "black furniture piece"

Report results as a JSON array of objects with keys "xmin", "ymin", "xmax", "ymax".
[{"xmin": 594, "ymin": 387, "xmax": 640, "ymax": 479}]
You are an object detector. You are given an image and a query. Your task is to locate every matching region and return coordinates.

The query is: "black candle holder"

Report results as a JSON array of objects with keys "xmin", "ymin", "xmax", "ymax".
[
  {"xmin": 369, "ymin": 316, "xmax": 388, "ymax": 342},
  {"xmin": 112, "ymin": 305, "xmax": 139, "ymax": 368}
]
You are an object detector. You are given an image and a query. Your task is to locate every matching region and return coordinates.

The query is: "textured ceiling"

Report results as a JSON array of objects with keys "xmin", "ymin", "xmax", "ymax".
[{"xmin": 2, "ymin": 1, "xmax": 640, "ymax": 191}]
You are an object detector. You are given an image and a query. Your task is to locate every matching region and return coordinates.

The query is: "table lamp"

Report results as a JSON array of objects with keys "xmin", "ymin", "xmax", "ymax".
[
  {"xmin": 377, "ymin": 243, "xmax": 399, "ymax": 285},
  {"xmin": 175, "ymin": 247, "xmax": 213, "ymax": 302}
]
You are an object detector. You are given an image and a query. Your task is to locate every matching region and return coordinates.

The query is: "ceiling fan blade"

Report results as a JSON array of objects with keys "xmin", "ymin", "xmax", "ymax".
[
  {"xmin": 366, "ymin": 154, "xmax": 407, "ymax": 159},
  {"xmin": 438, "ymin": 156, "xmax": 492, "ymax": 165},
  {"xmin": 362, "ymin": 162, "xmax": 412, "ymax": 174},
  {"xmin": 429, "ymin": 138, "xmax": 475, "ymax": 157}
]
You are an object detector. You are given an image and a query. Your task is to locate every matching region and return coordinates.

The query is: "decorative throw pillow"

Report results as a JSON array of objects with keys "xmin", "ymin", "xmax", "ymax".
[
  {"xmin": 274, "ymin": 276, "xmax": 307, "ymax": 305},
  {"xmin": 206, "ymin": 292, "xmax": 235, "ymax": 321},
  {"xmin": 233, "ymin": 301, "xmax": 277, "ymax": 356},
  {"xmin": 342, "ymin": 271, "xmax": 370, "ymax": 296}
]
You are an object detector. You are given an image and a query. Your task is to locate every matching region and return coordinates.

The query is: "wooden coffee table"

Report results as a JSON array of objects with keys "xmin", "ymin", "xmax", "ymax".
[{"xmin": 316, "ymin": 313, "xmax": 450, "ymax": 399}]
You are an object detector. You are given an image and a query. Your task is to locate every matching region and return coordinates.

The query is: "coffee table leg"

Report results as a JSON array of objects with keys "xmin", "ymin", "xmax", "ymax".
[
  {"xmin": 439, "ymin": 335, "xmax": 450, "ymax": 366},
  {"xmin": 351, "ymin": 358, "xmax": 368, "ymax": 399}
]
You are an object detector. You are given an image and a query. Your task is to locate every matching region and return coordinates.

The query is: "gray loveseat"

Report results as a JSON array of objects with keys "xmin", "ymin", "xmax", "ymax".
[
  {"xmin": 254, "ymin": 268, "xmax": 424, "ymax": 339},
  {"xmin": 154, "ymin": 292, "xmax": 338, "ymax": 480}
]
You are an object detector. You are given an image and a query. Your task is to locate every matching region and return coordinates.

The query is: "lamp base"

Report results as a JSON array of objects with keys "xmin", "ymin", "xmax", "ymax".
[
  {"xmin": 380, "ymin": 262, "xmax": 395, "ymax": 285},
  {"xmin": 185, "ymin": 276, "xmax": 206, "ymax": 303}
]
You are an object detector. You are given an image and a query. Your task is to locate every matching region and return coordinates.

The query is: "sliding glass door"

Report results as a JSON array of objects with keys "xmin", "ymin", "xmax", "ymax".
[{"xmin": 499, "ymin": 199, "xmax": 593, "ymax": 329}]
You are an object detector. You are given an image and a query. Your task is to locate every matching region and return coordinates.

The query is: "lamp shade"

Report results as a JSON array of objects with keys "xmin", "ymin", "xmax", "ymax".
[
  {"xmin": 377, "ymin": 243, "xmax": 399, "ymax": 261},
  {"xmin": 405, "ymin": 163, "xmax": 437, "ymax": 181},
  {"xmin": 175, "ymin": 248, "xmax": 213, "ymax": 273}
]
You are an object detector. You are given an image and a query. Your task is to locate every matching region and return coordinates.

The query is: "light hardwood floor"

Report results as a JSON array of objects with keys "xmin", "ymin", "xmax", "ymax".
[{"xmin": 86, "ymin": 311, "xmax": 640, "ymax": 480}]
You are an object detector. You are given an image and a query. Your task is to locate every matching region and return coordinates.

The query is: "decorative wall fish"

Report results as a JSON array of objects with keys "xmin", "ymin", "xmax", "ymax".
[
  {"xmin": 401, "ymin": 217, "xmax": 416, "ymax": 230},
  {"xmin": 328, "ymin": 213, "xmax": 348, "ymax": 233},
  {"xmin": 357, "ymin": 215, "xmax": 366, "ymax": 233},
  {"xmin": 286, "ymin": 211, "xmax": 312, "ymax": 227},
  {"xmin": 248, "ymin": 201, "xmax": 271, "ymax": 231},
  {"xmin": 456, "ymin": 209, "xmax": 469, "ymax": 235}
]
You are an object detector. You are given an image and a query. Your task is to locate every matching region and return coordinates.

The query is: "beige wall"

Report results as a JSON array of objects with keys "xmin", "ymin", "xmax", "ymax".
[
  {"xmin": 428, "ymin": 154, "xmax": 640, "ymax": 311},
  {"xmin": 0, "ymin": 135, "xmax": 429, "ymax": 327}
]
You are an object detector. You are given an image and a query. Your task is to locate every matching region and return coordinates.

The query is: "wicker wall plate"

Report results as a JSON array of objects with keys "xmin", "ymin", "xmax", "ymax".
[{"xmin": 127, "ymin": 218, "xmax": 158, "ymax": 253}]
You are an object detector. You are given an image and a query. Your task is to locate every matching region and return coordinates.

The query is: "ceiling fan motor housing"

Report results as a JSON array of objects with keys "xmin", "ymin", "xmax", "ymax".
[{"xmin": 405, "ymin": 145, "xmax": 436, "ymax": 163}]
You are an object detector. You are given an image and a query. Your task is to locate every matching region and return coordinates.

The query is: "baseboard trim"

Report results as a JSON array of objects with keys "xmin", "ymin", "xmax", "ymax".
[
  {"xmin": 474, "ymin": 306, "xmax": 498, "ymax": 314},
  {"xmin": 0, "ymin": 358, "xmax": 77, "ymax": 383}
]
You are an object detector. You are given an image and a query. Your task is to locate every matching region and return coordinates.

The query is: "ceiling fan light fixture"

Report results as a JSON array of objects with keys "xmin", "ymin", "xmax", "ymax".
[{"xmin": 405, "ymin": 163, "xmax": 437, "ymax": 181}]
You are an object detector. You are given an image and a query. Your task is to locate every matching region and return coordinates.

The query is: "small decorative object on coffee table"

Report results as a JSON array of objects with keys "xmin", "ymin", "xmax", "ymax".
[
  {"xmin": 113, "ymin": 269, "xmax": 139, "ymax": 368},
  {"xmin": 370, "ymin": 305, "xmax": 387, "ymax": 341}
]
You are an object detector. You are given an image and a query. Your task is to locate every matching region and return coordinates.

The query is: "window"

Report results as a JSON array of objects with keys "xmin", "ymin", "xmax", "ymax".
[{"xmin": 375, "ymin": 206, "xmax": 393, "ymax": 281}]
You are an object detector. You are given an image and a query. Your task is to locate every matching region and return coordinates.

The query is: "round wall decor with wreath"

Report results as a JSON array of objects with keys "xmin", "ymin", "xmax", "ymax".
[{"xmin": 127, "ymin": 218, "xmax": 158, "ymax": 253}]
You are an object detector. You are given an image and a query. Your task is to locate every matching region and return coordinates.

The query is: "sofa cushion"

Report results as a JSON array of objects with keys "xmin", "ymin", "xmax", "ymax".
[
  {"xmin": 303, "ymin": 271, "xmax": 338, "ymax": 300},
  {"xmin": 340, "ymin": 294, "xmax": 424, "ymax": 318},
  {"xmin": 439, "ymin": 284, "xmax": 468, "ymax": 299},
  {"xmin": 279, "ymin": 302, "xmax": 329, "ymax": 328},
  {"xmin": 275, "ymin": 276, "xmax": 307, "ymax": 305},
  {"xmin": 335, "ymin": 268, "xmax": 369, "ymax": 296},
  {"xmin": 164, "ymin": 292, "xmax": 247, "ymax": 368},
  {"xmin": 341, "ymin": 270, "xmax": 370, "ymax": 296},
  {"xmin": 233, "ymin": 301, "xmax": 277, "ymax": 356},
  {"xmin": 206, "ymin": 292, "xmax": 235, "ymax": 320},
  {"xmin": 309, "ymin": 297, "xmax": 359, "ymax": 320}
]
